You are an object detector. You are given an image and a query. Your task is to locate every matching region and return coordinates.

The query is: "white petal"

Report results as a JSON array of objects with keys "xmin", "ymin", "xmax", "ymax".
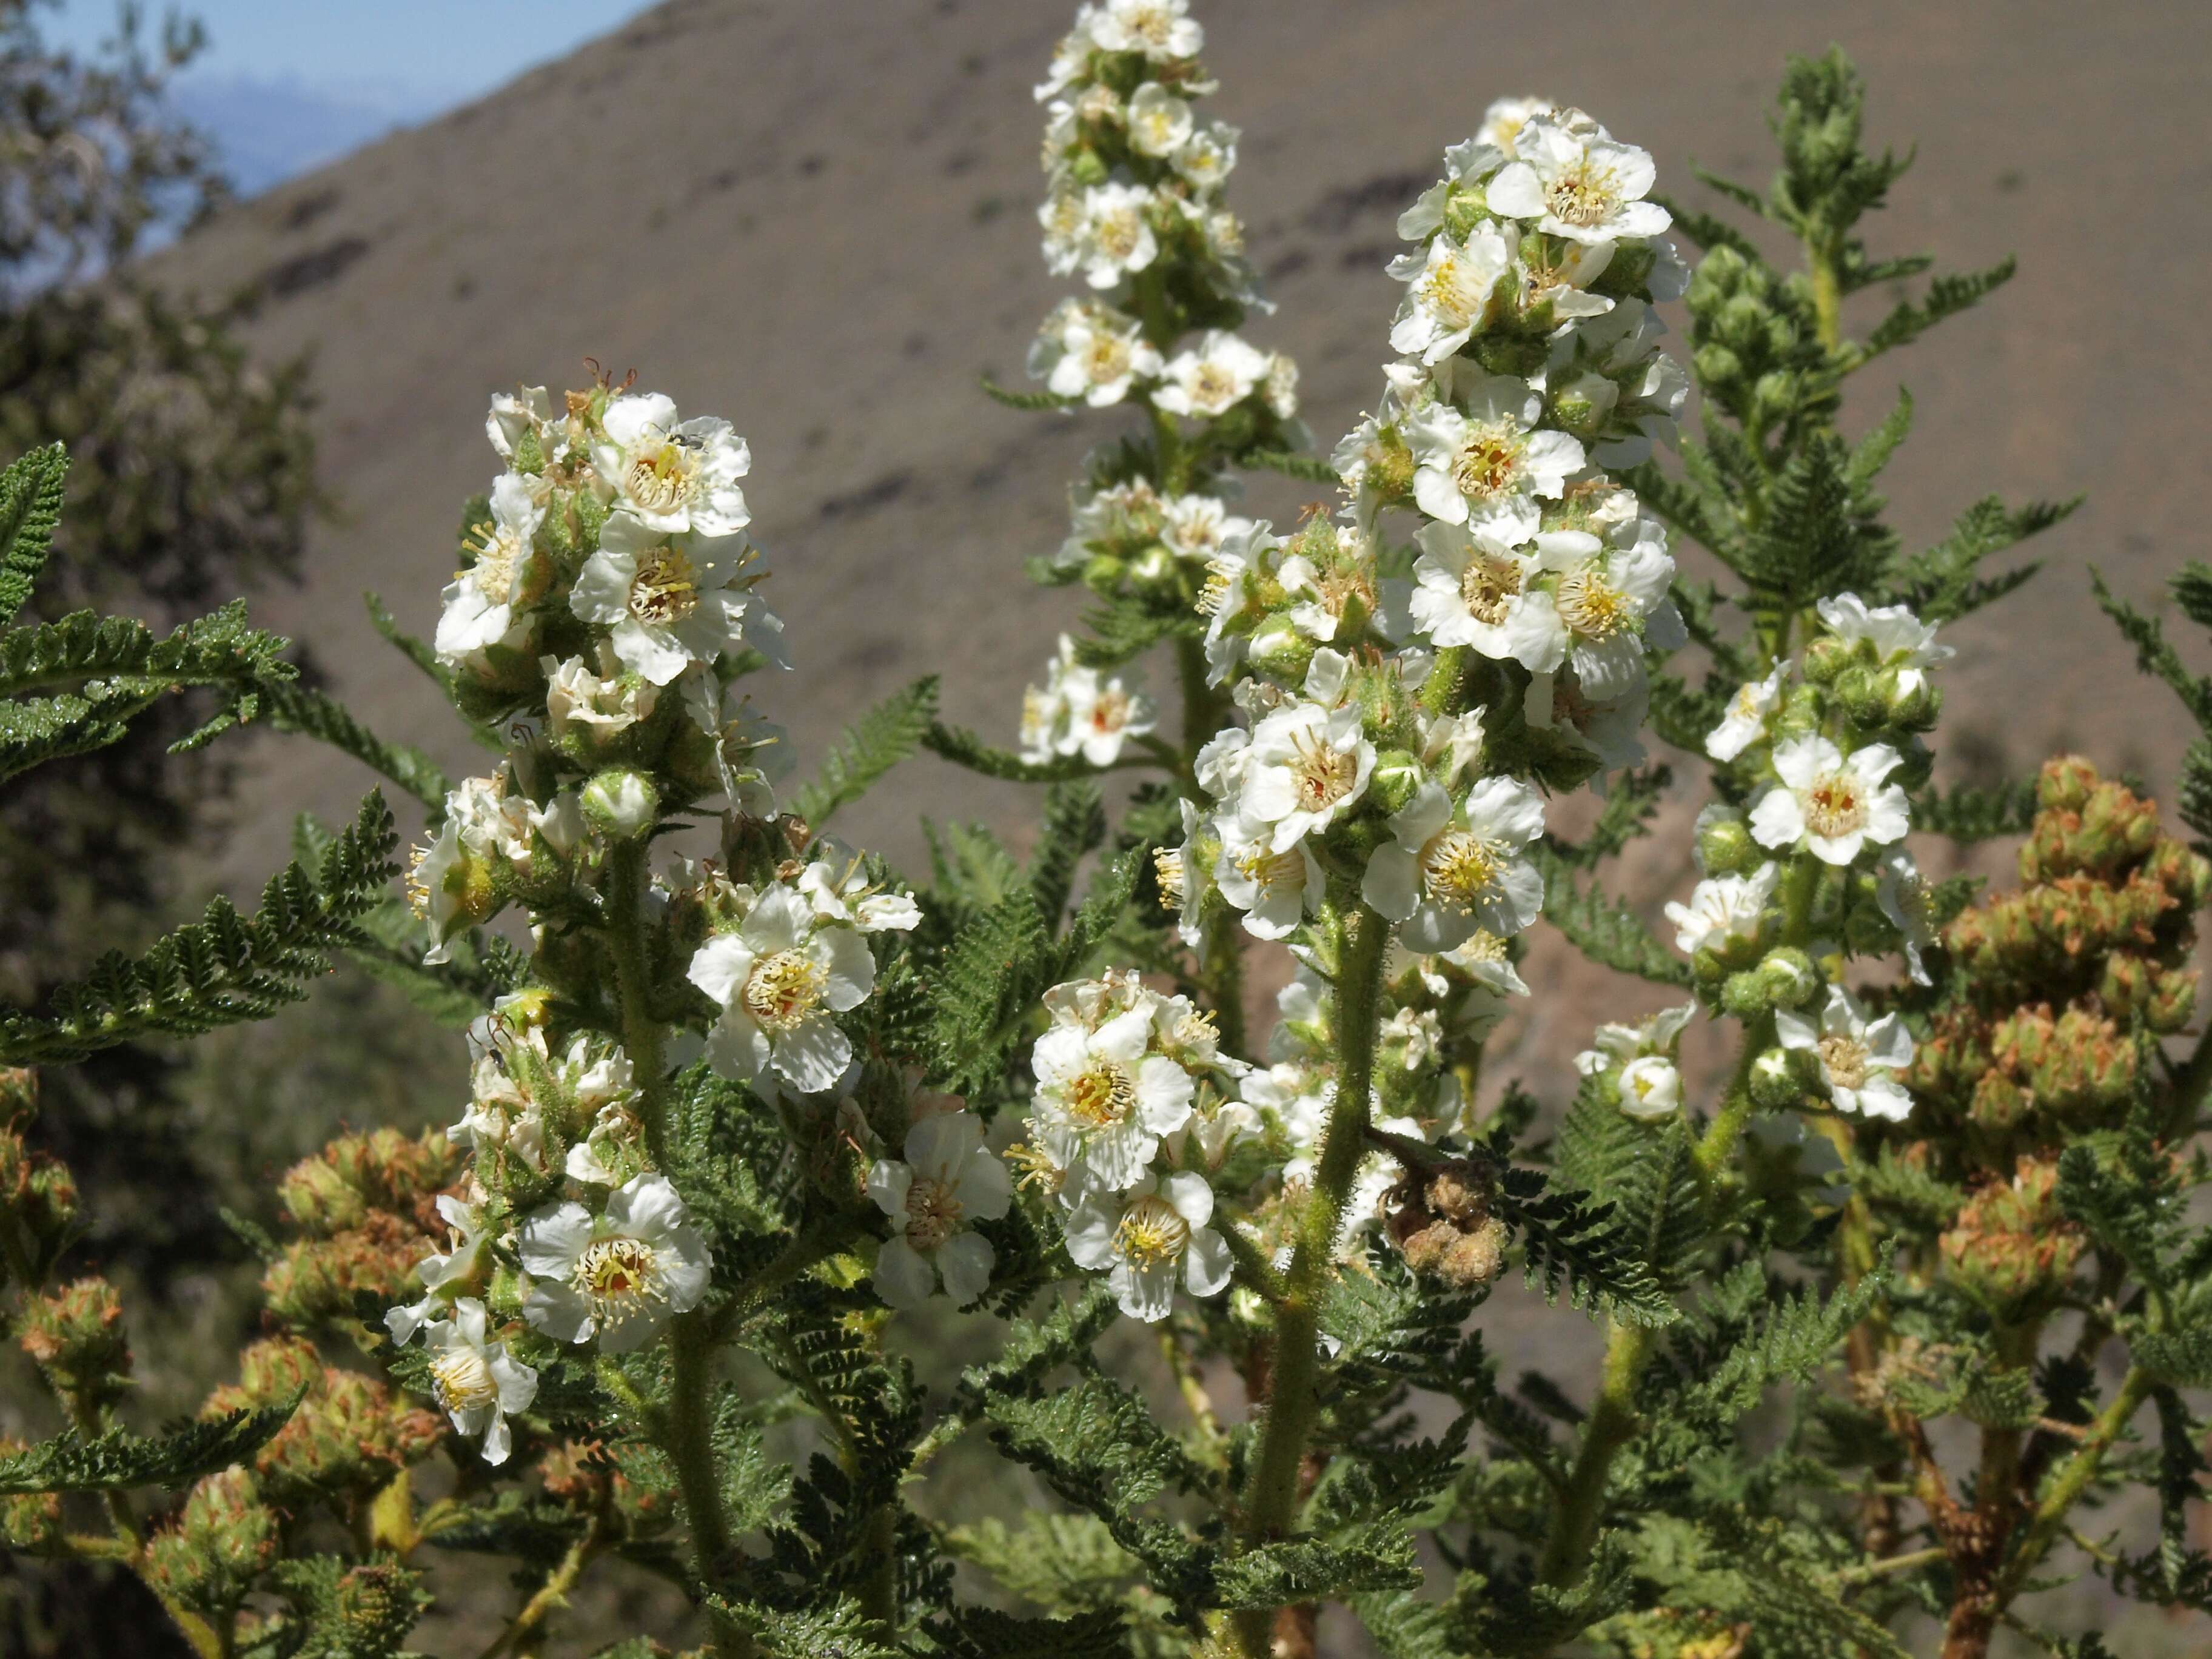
[
  {"xmin": 936, "ymin": 1232, "xmax": 996, "ymax": 1307},
  {"xmin": 874, "ymin": 1237, "xmax": 938, "ymax": 1310}
]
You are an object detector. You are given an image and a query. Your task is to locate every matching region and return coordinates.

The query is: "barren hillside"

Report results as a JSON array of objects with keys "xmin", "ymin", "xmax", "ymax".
[{"xmin": 147, "ymin": 0, "xmax": 2211, "ymax": 895}]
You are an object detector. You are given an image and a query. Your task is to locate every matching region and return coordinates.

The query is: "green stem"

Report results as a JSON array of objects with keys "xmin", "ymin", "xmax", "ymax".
[
  {"xmin": 604, "ymin": 838, "xmax": 733, "ymax": 1623},
  {"xmin": 1991, "ymin": 1366, "xmax": 2152, "ymax": 1606},
  {"xmin": 1537, "ymin": 1321, "xmax": 1651, "ymax": 1587},
  {"xmin": 1231, "ymin": 905, "xmax": 1390, "ymax": 1657}
]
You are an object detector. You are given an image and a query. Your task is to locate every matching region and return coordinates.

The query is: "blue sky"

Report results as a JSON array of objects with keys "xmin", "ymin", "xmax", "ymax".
[{"xmin": 45, "ymin": 1, "xmax": 657, "ymax": 193}]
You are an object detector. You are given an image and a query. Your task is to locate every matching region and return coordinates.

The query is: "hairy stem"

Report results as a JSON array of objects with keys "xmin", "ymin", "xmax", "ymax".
[
  {"xmin": 1231, "ymin": 905, "xmax": 1390, "ymax": 1657},
  {"xmin": 1537, "ymin": 1319, "xmax": 1650, "ymax": 1588},
  {"xmin": 605, "ymin": 840, "xmax": 734, "ymax": 1626}
]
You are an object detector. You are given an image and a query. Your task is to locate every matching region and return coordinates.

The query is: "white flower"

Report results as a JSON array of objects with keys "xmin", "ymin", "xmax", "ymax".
[
  {"xmin": 1397, "ymin": 133, "xmax": 1509, "ymax": 240},
  {"xmin": 1062, "ymin": 665, "xmax": 1157, "ymax": 765},
  {"xmin": 1534, "ymin": 521, "xmax": 1682, "ymax": 699},
  {"xmin": 799, "ymin": 860, "xmax": 923, "ymax": 935},
  {"xmin": 1241, "ymin": 701, "xmax": 1375, "ymax": 851},
  {"xmin": 1160, "ymin": 493, "xmax": 1246, "ymax": 563},
  {"xmin": 422, "ymin": 1299, "xmax": 537, "ymax": 1466},
  {"xmin": 1153, "ymin": 330, "xmax": 1272, "ymax": 418},
  {"xmin": 1362, "ymin": 777, "xmax": 1546, "ymax": 951},
  {"xmin": 1486, "ymin": 115, "xmax": 1669, "ymax": 245},
  {"xmin": 1039, "ymin": 187, "xmax": 1089, "ymax": 276},
  {"xmin": 1875, "ymin": 847, "xmax": 1936, "ymax": 987},
  {"xmin": 1777, "ymin": 985, "xmax": 1915, "ymax": 1121},
  {"xmin": 1664, "ymin": 863, "xmax": 1780, "ymax": 956},
  {"xmin": 1079, "ymin": 182, "xmax": 1159, "ymax": 288},
  {"xmin": 1816, "ymin": 594, "xmax": 1955, "ymax": 695},
  {"xmin": 680, "ymin": 670, "xmax": 788, "ymax": 815},
  {"xmin": 1430, "ymin": 928, "xmax": 1532, "ymax": 1000},
  {"xmin": 1090, "ymin": 0, "xmax": 1201, "ymax": 61},
  {"xmin": 1387, "ymin": 223, "xmax": 1512, "ymax": 364},
  {"xmin": 486, "ymin": 384, "xmax": 563, "ymax": 464},
  {"xmin": 1064, "ymin": 1171, "xmax": 1231, "ymax": 1322},
  {"xmin": 1529, "ymin": 667, "xmax": 1649, "ymax": 782},
  {"xmin": 591, "ymin": 392, "xmax": 751, "ymax": 536},
  {"xmin": 1478, "ymin": 95, "xmax": 1556, "ymax": 158},
  {"xmin": 689, "ymin": 885, "xmax": 877, "ymax": 1094},
  {"xmin": 1029, "ymin": 1007, "xmax": 1195, "ymax": 1190},
  {"xmin": 1039, "ymin": 302, "xmax": 1164, "ymax": 406},
  {"xmin": 518, "ymin": 1174, "xmax": 712, "ymax": 1353},
  {"xmin": 1615, "ymin": 1055, "xmax": 1681, "ymax": 1121},
  {"xmin": 1173, "ymin": 119, "xmax": 1238, "ymax": 192},
  {"xmin": 1576, "ymin": 1004, "xmax": 1695, "ymax": 1088},
  {"xmin": 570, "ymin": 512, "xmax": 758, "ymax": 685},
  {"xmin": 435, "ymin": 472, "xmax": 546, "ymax": 663},
  {"xmin": 867, "ymin": 1111, "xmax": 1010, "ymax": 1310},
  {"xmin": 543, "ymin": 649, "xmax": 657, "ymax": 749},
  {"xmin": 384, "ymin": 1194, "xmax": 491, "ymax": 1345},
  {"xmin": 1750, "ymin": 737, "xmax": 1911, "ymax": 866},
  {"xmin": 1406, "ymin": 520, "xmax": 1555, "ymax": 665},
  {"xmin": 1213, "ymin": 812, "xmax": 1323, "ymax": 940},
  {"xmin": 1125, "ymin": 82, "xmax": 1193, "ymax": 156},
  {"xmin": 1706, "ymin": 665, "xmax": 1787, "ymax": 762},
  {"xmin": 1408, "ymin": 374, "xmax": 1584, "ymax": 538}
]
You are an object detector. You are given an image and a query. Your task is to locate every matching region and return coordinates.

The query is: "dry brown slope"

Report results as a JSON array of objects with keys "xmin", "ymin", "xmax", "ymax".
[{"xmin": 149, "ymin": 0, "xmax": 2212, "ymax": 891}]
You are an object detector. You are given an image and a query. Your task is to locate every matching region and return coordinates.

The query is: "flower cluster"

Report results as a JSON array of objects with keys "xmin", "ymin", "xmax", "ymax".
[
  {"xmin": 387, "ymin": 383, "xmax": 945, "ymax": 1463},
  {"xmin": 1011, "ymin": 970, "xmax": 1242, "ymax": 1320},
  {"xmin": 1016, "ymin": 0, "xmax": 1302, "ymax": 745}
]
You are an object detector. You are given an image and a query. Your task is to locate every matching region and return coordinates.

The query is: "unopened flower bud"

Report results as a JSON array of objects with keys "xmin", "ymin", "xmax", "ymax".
[
  {"xmin": 1245, "ymin": 620, "xmax": 1316, "ymax": 686},
  {"xmin": 19, "ymin": 1278, "xmax": 130, "ymax": 1413},
  {"xmin": 1369, "ymin": 748, "xmax": 1424, "ymax": 814},
  {"xmin": 0, "ymin": 1438, "xmax": 61, "ymax": 1551},
  {"xmin": 1438, "ymin": 1216, "xmax": 1509, "ymax": 1286},
  {"xmin": 583, "ymin": 769, "xmax": 659, "ymax": 839},
  {"xmin": 144, "ymin": 1469, "xmax": 278, "ymax": 1615},
  {"xmin": 1755, "ymin": 948, "xmax": 1820, "ymax": 1010},
  {"xmin": 1694, "ymin": 805, "xmax": 1760, "ymax": 877},
  {"xmin": 1875, "ymin": 666, "xmax": 1938, "ymax": 731},
  {"xmin": 1748, "ymin": 1047, "xmax": 1801, "ymax": 1111},
  {"xmin": 1800, "ymin": 634, "xmax": 1852, "ymax": 686},
  {"xmin": 0, "ymin": 1068, "xmax": 35, "ymax": 1122},
  {"xmin": 1617, "ymin": 1056, "xmax": 1681, "ymax": 1120}
]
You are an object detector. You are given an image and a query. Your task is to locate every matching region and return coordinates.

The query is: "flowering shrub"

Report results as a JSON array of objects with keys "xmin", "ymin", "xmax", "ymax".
[{"xmin": 5, "ymin": 10, "xmax": 2211, "ymax": 1659}]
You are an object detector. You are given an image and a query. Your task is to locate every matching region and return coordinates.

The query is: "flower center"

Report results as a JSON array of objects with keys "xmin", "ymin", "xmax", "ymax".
[
  {"xmin": 573, "ymin": 1235, "xmax": 663, "ymax": 1318},
  {"xmin": 1088, "ymin": 686, "xmax": 1133, "ymax": 736},
  {"xmin": 1236, "ymin": 843, "xmax": 1307, "ymax": 890},
  {"xmin": 623, "ymin": 434, "xmax": 700, "ymax": 514},
  {"xmin": 1198, "ymin": 558, "xmax": 1236, "ymax": 615},
  {"xmin": 1546, "ymin": 158, "xmax": 1621, "ymax": 229},
  {"xmin": 1153, "ymin": 847, "xmax": 1185, "ymax": 908},
  {"xmin": 1288, "ymin": 733, "xmax": 1357, "ymax": 811},
  {"xmin": 1065, "ymin": 1060, "xmax": 1138, "ymax": 1128},
  {"xmin": 1458, "ymin": 551, "xmax": 1524, "ymax": 624},
  {"xmin": 1125, "ymin": 5, "xmax": 1175, "ymax": 47},
  {"xmin": 1422, "ymin": 830, "xmax": 1504, "ymax": 911},
  {"xmin": 1189, "ymin": 363, "xmax": 1238, "ymax": 410},
  {"xmin": 628, "ymin": 543, "xmax": 700, "ymax": 625},
  {"xmin": 463, "ymin": 520, "xmax": 523, "ymax": 600},
  {"xmin": 1084, "ymin": 332, "xmax": 1133, "ymax": 383},
  {"xmin": 1094, "ymin": 207, "xmax": 1143, "ymax": 260},
  {"xmin": 1818, "ymin": 1034, "xmax": 1869, "ymax": 1091},
  {"xmin": 431, "ymin": 1346, "xmax": 499, "ymax": 1412},
  {"xmin": 1803, "ymin": 771, "xmax": 1868, "ymax": 839},
  {"xmin": 903, "ymin": 1177, "xmax": 963, "ymax": 1252},
  {"xmin": 1555, "ymin": 565, "xmax": 1634, "ymax": 638},
  {"xmin": 1458, "ymin": 928, "xmax": 1509, "ymax": 965},
  {"xmin": 1420, "ymin": 251, "xmax": 1482, "ymax": 327},
  {"xmin": 1114, "ymin": 1195, "xmax": 1191, "ymax": 1270},
  {"xmin": 742, "ymin": 950, "xmax": 828, "ymax": 1031},
  {"xmin": 1450, "ymin": 420, "xmax": 1527, "ymax": 498}
]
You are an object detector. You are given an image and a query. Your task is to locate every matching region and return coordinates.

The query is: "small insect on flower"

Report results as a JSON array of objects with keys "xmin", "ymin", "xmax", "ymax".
[{"xmin": 591, "ymin": 391, "xmax": 751, "ymax": 537}]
